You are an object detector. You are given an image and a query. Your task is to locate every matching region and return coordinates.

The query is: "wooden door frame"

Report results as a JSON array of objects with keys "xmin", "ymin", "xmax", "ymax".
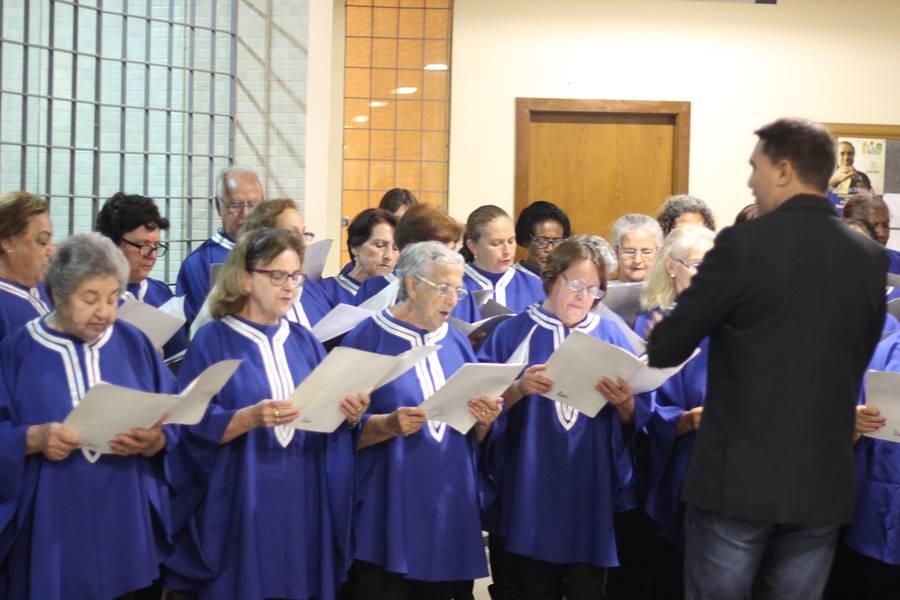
[
  {"xmin": 514, "ymin": 98, "xmax": 692, "ymax": 215},
  {"xmin": 824, "ymin": 122, "xmax": 900, "ymax": 138}
]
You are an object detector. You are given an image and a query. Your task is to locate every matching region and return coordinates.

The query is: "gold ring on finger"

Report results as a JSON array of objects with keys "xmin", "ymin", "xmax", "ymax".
[{"xmin": 274, "ymin": 408, "xmax": 281, "ymax": 418}]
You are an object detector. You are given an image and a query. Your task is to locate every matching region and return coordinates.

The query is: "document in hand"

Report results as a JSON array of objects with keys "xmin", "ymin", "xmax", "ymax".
[
  {"xmin": 449, "ymin": 314, "xmax": 514, "ymax": 339},
  {"xmin": 311, "ymin": 303, "xmax": 375, "ymax": 342},
  {"xmin": 419, "ymin": 362, "xmax": 525, "ymax": 434},
  {"xmin": 479, "ymin": 299, "xmax": 515, "ymax": 319},
  {"xmin": 592, "ymin": 302, "xmax": 647, "ymax": 355},
  {"xmin": 864, "ymin": 370, "xmax": 900, "ymax": 443},
  {"xmin": 358, "ymin": 279, "xmax": 400, "ymax": 311},
  {"xmin": 62, "ymin": 359, "xmax": 241, "ymax": 455},
  {"xmin": 541, "ymin": 331, "xmax": 696, "ymax": 417},
  {"xmin": 117, "ymin": 300, "xmax": 187, "ymax": 350},
  {"xmin": 471, "ymin": 289, "xmax": 493, "ymax": 306},
  {"xmin": 302, "ymin": 239, "xmax": 333, "ymax": 281},
  {"xmin": 158, "ymin": 295, "xmax": 186, "ymax": 320},
  {"xmin": 289, "ymin": 345, "xmax": 439, "ymax": 433},
  {"xmin": 888, "ymin": 298, "xmax": 900, "ymax": 322},
  {"xmin": 600, "ymin": 281, "xmax": 644, "ymax": 326}
]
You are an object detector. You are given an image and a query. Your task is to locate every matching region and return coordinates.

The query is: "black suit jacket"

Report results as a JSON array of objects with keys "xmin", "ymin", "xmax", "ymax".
[{"xmin": 647, "ymin": 194, "xmax": 886, "ymax": 526}]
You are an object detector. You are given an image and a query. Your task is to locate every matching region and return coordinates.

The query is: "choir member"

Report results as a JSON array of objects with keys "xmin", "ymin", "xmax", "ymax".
[
  {"xmin": 513, "ymin": 200, "xmax": 572, "ymax": 279},
  {"xmin": 96, "ymin": 191, "xmax": 186, "ymax": 357},
  {"xmin": 655, "ymin": 194, "xmax": 717, "ymax": 236},
  {"xmin": 611, "ymin": 214, "xmax": 663, "ymax": 283},
  {"xmin": 461, "ymin": 205, "xmax": 545, "ymax": 314},
  {"xmin": 339, "ymin": 241, "xmax": 502, "ymax": 599},
  {"xmin": 0, "ymin": 233, "xmax": 176, "ymax": 599},
  {"xmin": 176, "ymin": 167, "xmax": 264, "ymax": 324},
  {"xmin": 321, "ymin": 208, "xmax": 398, "ymax": 306},
  {"xmin": 477, "ymin": 235, "xmax": 653, "ymax": 600},
  {"xmin": 378, "ymin": 187, "xmax": 418, "ymax": 220},
  {"xmin": 165, "ymin": 227, "xmax": 368, "ymax": 599},
  {"xmin": 0, "ymin": 191, "xmax": 54, "ymax": 342}
]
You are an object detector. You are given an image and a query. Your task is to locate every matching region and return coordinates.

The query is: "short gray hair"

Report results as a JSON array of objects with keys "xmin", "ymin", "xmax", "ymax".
[
  {"xmin": 214, "ymin": 166, "xmax": 262, "ymax": 203},
  {"xmin": 45, "ymin": 232, "xmax": 129, "ymax": 306},
  {"xmin": 395, "ymin": 240, "xmax": 464, "ymax": 302},
  {"xmin": 611, "ymin": 214, "xmax": 663, "ymax": 249},
  {"xmin": 590, "ymin": 235, "xmax": 618, "ymax": 274},
  {"xmin": 656, "ymin": 194, "xmax": 716, "ymax": 235}
]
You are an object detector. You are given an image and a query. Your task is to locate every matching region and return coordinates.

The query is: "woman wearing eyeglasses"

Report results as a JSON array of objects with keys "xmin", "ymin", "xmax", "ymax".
[
  {"xmin": 476, "ymin": 236, "xmax": 653, "ymax": 600},
  {"xmin": 513, "ymin": 200, "xmax": 571, "ymax": 279},
  {"xmin": 96, "ymin": 192, "xmax": 186, "ymax": 357},
  {"xmin": 0, "ymin": 191, "xmax": 54, "ymax": 343},
  {"xmin": 460, "ymin": 205, "xmax": 545, "ymax": 317},
  {"xmin": 339, "ymin": 241, "xmax": 502, "ymax": 599},
  {"xmin": 165, "ymin": 228, "xmax": 369, "ymax": 600},
  {"xmin": 635, "ymin": 224, "xmax": 714, "ymax": 599},
  {"xmin": 611, "ymin": 214, "xmax": 664, "ymax": 284}
]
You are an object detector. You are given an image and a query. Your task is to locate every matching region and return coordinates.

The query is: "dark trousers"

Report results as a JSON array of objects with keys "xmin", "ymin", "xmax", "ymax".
[
  {"xmin": 339, "ymin": 560, "xmax": 474, "ymax": 600},
  {"xmin": 493, "ymin": 551, "xmax": 606, "ymax": 600},
  {"xmin": 826, "ymin": 541, "xmax": 900, "ymax": 600},
  {"xmin": 684, "ymin": 504, "xmax": 839, "ymax": 600},
  {"xmin": 606, "ymin": 509, "xmax": 658, "ymax": 600},
  {"xmin": 487, "ymin": 534, "xmax": 522, "ymax": 600}
]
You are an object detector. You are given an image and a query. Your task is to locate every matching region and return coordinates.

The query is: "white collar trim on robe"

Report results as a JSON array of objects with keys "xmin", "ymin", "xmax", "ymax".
[
  {"xmin": 27, "ymin": 319, "xmax": 115, "ymax": 462},
  {"xmin": 337, "ymin": 273, "xmax": 360, "ymax": 295},
  {"xmin": 212, "ymin": 231, "xmax": 236, "ymax": 251},
  {"xmin": 464, "ymin": 263, "xmax": 516, "ymax": 307},
  {"xmin": 373, "ymin": 310, "xmax": 449, "ymax": 442},
  {"xmin": 222, "ymin": 316, "xmax": 296, "ymax": 447},
  {"xmin": 0, "ymin": 279, "xmax": 51, "ymax": 315},
  {"xmin": 121, "ymin": 278, "xmax": 149, "ymax": 303},
  {"xmin": 525, "ymin": 306, "xmax": 601, "ymax": 431}
]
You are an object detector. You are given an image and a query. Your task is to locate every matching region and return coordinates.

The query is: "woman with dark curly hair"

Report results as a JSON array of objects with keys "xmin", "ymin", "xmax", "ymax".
[{"xmin": 655, "ymin": 195, "xmax": 716, "ymax": 236}]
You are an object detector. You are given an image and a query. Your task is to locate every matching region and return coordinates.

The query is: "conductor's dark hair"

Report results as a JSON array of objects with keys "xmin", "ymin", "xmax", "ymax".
[
  {"xmin": 753, "ymin": 118, "xmax": 836, "ymax": 192},
  {"xmin": 515, "ymin": 200, "xmax": 572, "ymax": 247},
  {"xmin": 95, "ymin": 192, "xmax": 169, "ymax": 245}
]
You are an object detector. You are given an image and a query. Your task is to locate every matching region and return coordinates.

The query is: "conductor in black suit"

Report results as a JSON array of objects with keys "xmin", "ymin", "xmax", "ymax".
[{"xmin": 647, "ymin": 118, "xmax": 887, "ymax": 600}]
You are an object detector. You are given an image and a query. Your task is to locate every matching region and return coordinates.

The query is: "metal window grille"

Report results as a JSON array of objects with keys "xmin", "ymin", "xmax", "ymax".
[{"xmin": 0, "ymin": 0, "xmax": 237, "ymax": 284}]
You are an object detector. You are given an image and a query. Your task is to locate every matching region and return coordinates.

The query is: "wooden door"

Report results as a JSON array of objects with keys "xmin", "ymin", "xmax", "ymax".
[{"xmin": 515, "ymin": 99, "xmax": 690, "ymax": 243}]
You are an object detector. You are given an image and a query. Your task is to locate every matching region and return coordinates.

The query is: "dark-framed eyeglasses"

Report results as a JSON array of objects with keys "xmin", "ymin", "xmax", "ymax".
[
  {"xmin": 674, "ymin": 257, "xmax": 702, "ymax": 272},
  {"xmin": 250, "ymin": 268, "xmax": 305, "ymax": 287},
  {"xmin": 121, "ymin": 238, "xmax": 168, "ymax": 258},
  {"xmin": 415, "ymin": 275, "xmax": 469, "ymax": 300},
  {"xmin": 561, "ymin": 273, "xmax": 605, "ymax": 299},
  {"xmin": 224, "ymin": 201, "xmax": 261, "ymax": 216},
  {"xmin": 532, "ymin": 236, "xmax": 565, "ymax": 250}
]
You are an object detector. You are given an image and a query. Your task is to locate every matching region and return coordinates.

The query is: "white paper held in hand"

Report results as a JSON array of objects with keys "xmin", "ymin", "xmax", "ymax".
[
  {"xmin": 541, "ymin": 331, "xmax": 697, "ymax": 417},
  {"xmin": 301, "ymin": 239, "xmax": 333, "ymax": 281},
  {"xmin": 311, "ymin": 303, "xmax": 375, "ymax": 342},
  {"xmin": 864, "ymin": 370, "xmax": 900, "ymax": 443},
  {"xmin": 420, "ymin": 362, "xmax": 525, "ymax": 434},
  {"xmin": 117, "ymin": 300, "xmax": 186, "ymax": 349},
  {"xmin": 62, "ymin": 359, "xmax": 241, "ymax": 456},
  {"xmin": 289, "ymin": 345, "xmax": 440, "ymax": 433}
]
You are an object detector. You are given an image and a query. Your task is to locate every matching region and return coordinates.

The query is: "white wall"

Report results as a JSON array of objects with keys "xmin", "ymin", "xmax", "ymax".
[{"xmin": 447, "ymin": 0, "xmax": 900, "ymax": 232}]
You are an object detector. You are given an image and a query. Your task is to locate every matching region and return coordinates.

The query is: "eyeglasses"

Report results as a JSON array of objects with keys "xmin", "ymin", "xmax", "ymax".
[
  {"xmin": 283, "ymin": 226, "xmax": 316, "ymax": 243},
  {"xmin": 250, "ymin": 268, "xmax": 305, "ymax": 287},
  {"xmin": 224, "ymin": 201, "xmax": 260, "ymax": 216},
  {"xmin": 121, "ymin": 238, "xmax": 168, "ymax": 258},
  {"xmin": 674, "ymin": 257, "xmax": 702, "ymax": 272},
  {"xmin": 415, "ymin": 275, "xmax": 469, "ymax": 300},
  {"xmin": 620, "ymin": 248, "xmax": 656, "ymax": 259},
  {"xmin": 561, "ymin": 273, "xmax": 605, "ymax": 299},
  {"xmin": 532, "ymin": 236, "xmax": 565, "ymax": 250}
]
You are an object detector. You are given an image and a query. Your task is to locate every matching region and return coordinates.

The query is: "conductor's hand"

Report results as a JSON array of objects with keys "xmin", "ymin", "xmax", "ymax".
[{"xmin": 389, "ymin": 406, "xmax": 427, "ymax": 436}]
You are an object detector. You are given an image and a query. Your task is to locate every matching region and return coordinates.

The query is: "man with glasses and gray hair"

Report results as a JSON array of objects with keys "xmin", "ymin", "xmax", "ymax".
[{"xmin": 176, "ymin": 166, "xmax": 264, "ymax": 324}]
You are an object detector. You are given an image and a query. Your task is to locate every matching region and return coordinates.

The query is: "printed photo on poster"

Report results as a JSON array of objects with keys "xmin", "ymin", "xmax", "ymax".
[{"xmin": 829, "ymin": 137, "xmax": 886, "ymax": 199}]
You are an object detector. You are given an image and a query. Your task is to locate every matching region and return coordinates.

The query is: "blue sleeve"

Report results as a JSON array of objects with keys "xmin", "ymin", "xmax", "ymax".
[
  {"xmin": 0, "ymin": 338, "xmax": 29, "ymax": 562},
  {"xmin": 176, "ymin": 254, "xmax": 210, "ymax": 324},
  {"xmin": 888, "ymin": 249, "xmax": 900, "ymax": 276}
]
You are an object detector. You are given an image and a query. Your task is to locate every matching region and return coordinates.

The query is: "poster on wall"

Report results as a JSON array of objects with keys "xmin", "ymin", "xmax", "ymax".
[
  {"xmin": 829, "ymin": 137, "xmax": 887, "ymax": 198},
  {"xmin": 684, "ymin": 0, "xmax": 776, "ymax": 4}
]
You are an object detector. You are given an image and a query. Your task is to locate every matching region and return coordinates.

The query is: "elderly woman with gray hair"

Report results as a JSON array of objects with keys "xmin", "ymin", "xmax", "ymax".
[
  {"xmin": 0, "ymin": 232, "xmax": 178, "ymax": 599},
  {"xmin": 339, "ymin": 241, "xmax": 503, "ymax": 599},
  {"xmin": 611, "ymin": 214, "xmax": 664, "ymax": 283}
]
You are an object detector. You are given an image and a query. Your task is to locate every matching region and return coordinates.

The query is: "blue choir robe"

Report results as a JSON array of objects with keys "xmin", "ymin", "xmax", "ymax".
[
  {"xmin": 340, "ymin": 260, "xmax": 355, "ymax": 276},
  {"xmin": 889, "ymin": 249, "xmax": 900, "ymax": 276},
  {"xmin": 353, "ymin": 274, "xmax": 394, "ymax": 306},
  {"xmin": 644, "ymin": 337, "xmax": 709, "ymax": 540},
  {"xmin": 0, "ymin": 319, "xmax": 178, "ymax": 600},
  {"xmin": 0, "ymin": 278, "xmax": 52, "ymax": 343},
  {"xmin": 463, "ymin": 263, "xmax": 544, "ymax": 315},
  {"xmin": 476, "ymin": 305, "xmax": 654, "ymax": 567},
  {"xmin": 286, "ymin": 277, "xmax": 334, "ymax": 330},
  {"xmin": 887, "ymin": 285, "xmax": 900, "ymax": 303},
  {"xmin": 122, "ymin": 277, "xmax": 188, "ymax": 359},
  {"xmin": 632, "ymin": 310, "xmax": 656, "ymax": 340},
  {"xmin": 175, "ymin": 231, "xmax": 234, "ymax": 324},
  {"xmin": 340, "ymin": 311, "xmax": 489, "ymax": 582},
  {"xmin": 844, "ymin": 331, "xmax": 900, "ymax": 566},
  {"xmin": 320, "ymin": 273, "xmax": 362, "ymax": 307},
  {"xmin": 165, "ymin": 316, "xmax": 355, "ymax": 600}
]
